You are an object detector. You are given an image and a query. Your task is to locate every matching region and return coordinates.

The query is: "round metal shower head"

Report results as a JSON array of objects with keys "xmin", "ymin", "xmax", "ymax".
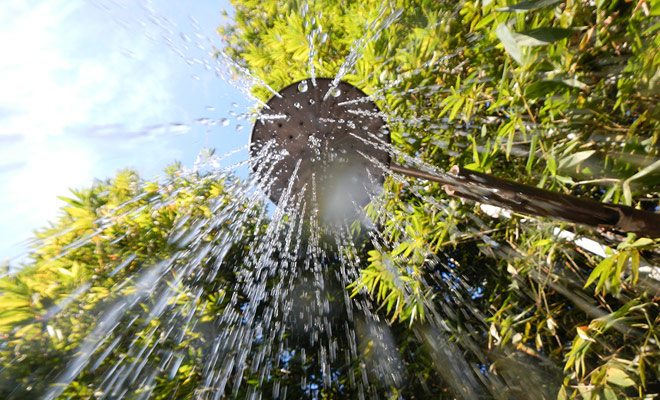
[{"xmin": 250, "ymin": 78, "xmax": 390, "ymax": 217}]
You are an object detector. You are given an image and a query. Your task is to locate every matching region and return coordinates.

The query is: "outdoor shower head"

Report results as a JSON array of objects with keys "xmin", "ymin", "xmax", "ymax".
[
  {"xmin": 250, "ymin": 78, "xmax": 660, "ymax": 237},
  {"xmin": 250, "ymin": 78, "xmax": 390, "ymax": 218}
]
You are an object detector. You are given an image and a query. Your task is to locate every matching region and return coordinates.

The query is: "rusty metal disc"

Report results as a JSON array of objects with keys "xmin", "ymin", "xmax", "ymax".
[{"xmin": 250, "ymin": 78, "xmax": 390, "ymax": 218}]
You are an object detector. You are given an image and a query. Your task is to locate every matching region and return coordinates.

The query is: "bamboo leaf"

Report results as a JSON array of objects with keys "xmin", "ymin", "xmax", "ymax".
[
  {"xmin": 512, "ymin": 28, "xmax": 576, "ymax": 46},
  {"xmin": 651, "ymin": 0, "xmax": 660, "ymax": 16},
  {"xmin": 558, "ymin": 150, "xmax": 595, "ymax": 171},
  {"xmin": 496, "ymin": 0, "xmax": 561, "ymax": 12},
  {"xmin": 606, "ymin": 367, "xmax": 635, "ymax": 387},
  {"xmin": 496, "ymin": 23, "xmax": 523, "ymax": 65},
  {"xmin": 626, "ymin": 159, "xmax": 660, "ymax": 182},
  {"xmin": 0, "ymin": 295, "xmax": 30, "ymax": 309},
  {"xmin": 448, "ymin": 97, "xmax": 464, "ymax": 121},
  {"xmin": 526, "ymin": 134, "xmax": 537, "ymax": 173},
  {"xmin": 470, "ymin": 135, "xmax": 480, "ymax": 166},
  {"xmin": 546, "ymin": 155, "xmax": 557, "ymax": 176},
  {"xmin": 631, "ymin": 238, "xmax": 654, "ymax": 248},
  {"xmin": 557, "ymin": 385, "xmax": 567, "ymax": 400},
  {"xmin": 631, "ymin": 250, "xmax": 640, "ymax": 285},
  {"xmin": 585, "ymin": 255, "xmax": 614, "ymax": 289},
  {"xmin": 603, "ymin": 387, "xmax": 617, "ymax": 400},
  {"xmin": 622, "ymin": 181, "xmax": 632, "ymax": 206},
  {"xmin": 613, "ymin": 253, "xmax": 626, "ymax": 289},
  {"xmin": 556, "ymin": 78, "xmax": 588, "ymax": 89},
  {"xmin": 0, "ymin": 310, "xmax": 33, "ymax": 326}
]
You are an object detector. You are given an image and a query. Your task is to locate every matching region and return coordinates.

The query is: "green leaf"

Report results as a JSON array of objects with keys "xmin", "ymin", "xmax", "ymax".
[
  {"xmin": 496, "ymin": 23, "xmax": 523, "ymax": 65},
  {"xmin": 584, "ymin": 255, "xmax": 614, "ymax": 289},
  {"xmin": 642, "ymin": 21, "xmax": 660, "ymax": 35},
  {"xmin": 603, "ymin": 386, "xmax": 617, "ymax": 400},
  {"xmin": 554, "ymin": 175, "xmax": 574, "ymax": 185},
  {"xmin": 496, "ymin": 0, "xmax": 561, "ymax": 12},
  {"xmin": 0, "ymin": 295, "xmax": 29, "ymax": 309},
  {"xmin": 0, "ymin": 310, "xmax": 33, "ymax": 326},
  {"xmin": 448, "ymin": 97, "xmax": 464, "ymax": 121},
  {"xmin": 605, "ymin": 367, "xmax": 635, "ymax": 387},
  {"xmin": 463, "ymin": 162, "xmax": 481, "ymax": 171},
  {"xmin": 626, "ymin": 159, "xmax": 660, "ymax": 182},
  {"xmin": 613, "ymin": 252, "xmax": 626, "ymax": 288},
  {"xmin": 631, "ymin": 250, "xmax": 640, "ymax": 284},
  {"xmin": 557, "ymin": 385, "xmax": 567, "ymax": 400},
  {"xmin": 474, "ymin": 12, "xmax": 495, "ymax": 31},
  {"xmin": 13, "ymin": 323, "xmax": 39, "ymax": 338},
  {"xmin": 526, "ymin": 134, "xmax": 537, "ymax": 173},
  {"xmin": 470, "ymin": 135, "xmax": 480, "ymax": 166},
  {"xmin": 622, "ymin": 180, "xmax": 632, "ymax": 206},
  {"xmin": 558, "ymin": 150, "xmax": 595, "ymax": 171},
  {"xmin": 547, "ymin": 155, "xmax": 557, "ymax": 176},
  {"xmin": 512, "ymin": 28, "xmax": 576, "ymax": 46},
  {"xmin": 557, "ymin": 78, "xmax": 588, "ymax": 89},
  {"xmin": 651, "ymin": 0, "xmax": 660, "ymax": 16},
  {"xmin": 631, "ymin": 238, "xmax": 654, "ymax": 248}
]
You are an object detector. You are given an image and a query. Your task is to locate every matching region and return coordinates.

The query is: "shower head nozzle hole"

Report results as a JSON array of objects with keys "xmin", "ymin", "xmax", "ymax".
[{"xmin": 249, "ymin": 78, "xmax": 390, "ymax": 208}]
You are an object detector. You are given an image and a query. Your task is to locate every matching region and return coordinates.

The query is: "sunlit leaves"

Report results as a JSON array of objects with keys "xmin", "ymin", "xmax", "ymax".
[
  {"xmin": 584, "ymin": 237, "xmax": 655, "ymax": 295},
  {"xmin": 2, "ymin": 0, "xmax": 659, "ymax": 398},
  {"xmin": 0, "ymin": 165, "xmax": 261, "ymax": 398},
  {"xmin": 349, "ymin": 250, "xmax": 428, "ymax": 326},
  {"xmin": 562, "ymin": 300, "xmax": 651, "ymax": 398},
  {"xmin": 511, "ymin": 27, "xmax": 576, "ymax": 46},
  {"xmin": 496, "ymin": 0, "xmax": 562, "ymax": 13},
  {"xmin": 496, "ymin": 23, "xmax": 524, "ymax": 65}
]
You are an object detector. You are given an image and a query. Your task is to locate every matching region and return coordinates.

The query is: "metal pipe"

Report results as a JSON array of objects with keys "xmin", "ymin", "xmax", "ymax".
[{"xmin": 390, "ymin": 164, "xmax": 660, "ymax": 238}]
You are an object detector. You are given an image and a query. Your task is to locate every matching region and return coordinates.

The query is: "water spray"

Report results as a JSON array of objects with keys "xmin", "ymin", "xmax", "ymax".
[{"xmin": 251, "ymin": 78, "xmax": 660, "ymax": 237}]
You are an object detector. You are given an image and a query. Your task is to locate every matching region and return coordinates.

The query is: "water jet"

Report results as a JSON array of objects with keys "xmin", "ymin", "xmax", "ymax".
[{"xmin": 251, "ymin": 78, "xmax": 660, "ymax": 237}]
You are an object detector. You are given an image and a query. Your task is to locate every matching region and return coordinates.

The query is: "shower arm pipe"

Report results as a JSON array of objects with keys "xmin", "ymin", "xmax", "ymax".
[{"xmin": 389, "ymin": 164, "xmax": 660, "ymax": 238}]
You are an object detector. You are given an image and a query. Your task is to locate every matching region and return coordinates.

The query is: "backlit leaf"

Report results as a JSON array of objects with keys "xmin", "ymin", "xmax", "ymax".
[
  {"xmin": 496, "ymin": 0, "xmax": 562, "ymax": 12},
  {"xmin": 512, "ymin": 28, "xmax": 576, "ymax": 46},
  {"xmin": 496, "ymin": 23, "xmax": 523, "ymax": 65}
]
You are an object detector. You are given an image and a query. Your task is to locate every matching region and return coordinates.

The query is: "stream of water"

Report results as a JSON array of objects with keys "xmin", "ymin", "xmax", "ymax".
[{"xmin": 2, "ymin": 1, "xmax": 659, "ymax": 399}]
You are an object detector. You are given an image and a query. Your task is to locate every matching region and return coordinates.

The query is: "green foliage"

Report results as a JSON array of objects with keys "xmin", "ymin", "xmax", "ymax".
[
  {"xmin": 220, "ymin": 0, "xmax": 660, "ymax": 398},
  {"xmin": 0, "ymin": 167, "xmax": 265, "ymax": 398},
  {"xmin": 1, "ymin": 0, "xmax": 660, "ymax": 399},
  {"xmin": 349, "ymin": 249, "xmax": 429, "ymax": 326},
  {"xmin": 583, "ymin": 236, "xmax": 656, "ymax": 295}
]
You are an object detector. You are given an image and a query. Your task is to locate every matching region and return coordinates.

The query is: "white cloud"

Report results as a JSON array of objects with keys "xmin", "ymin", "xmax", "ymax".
[
  {"xmin": 0, "ymin": 0, "xmax": 188, "ymax": 260},
  {"xmin": 0, "ymin": 0, "xmax": 179, "ymax": 140},
  {"xmin": 0, "ymin": 136, "xmax": 93, "ymax": 227}
]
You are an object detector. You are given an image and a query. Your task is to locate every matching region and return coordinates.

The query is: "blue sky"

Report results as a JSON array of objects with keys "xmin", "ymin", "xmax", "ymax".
[{"xmin": 0, "ymin": 0, "xmax": 252, "ymax": 261}]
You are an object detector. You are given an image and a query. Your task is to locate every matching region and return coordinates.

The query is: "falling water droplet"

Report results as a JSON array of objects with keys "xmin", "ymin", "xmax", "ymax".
[
  {"xmin": 232, "ymin": 102, "xmax": 238, "ymax": 108},
  {"xmin": 331, "ymin": 87, "xmax": 341, "ymax": 97},
  {"xmin": 236, "ymin": 124, "xmax": 244, "ymax": 131},
  {"xmin": 206, "ymin": 106, "xmax": 215, "ymax": 111},
  {"xmin": 294, "ymin": 102, "xmax": 302, "ymax": 109},
  {"xmin": 309, "ymin": 99, "xmax": 315, "ymax": 105},
  {"xmin": 298, "ymin": 81, "xmax": 309, "ymax": 93},
  {"xmin": 320, "ymin": 33, "xmax": 328, "ymax": 43},
  {"xmin": 220, "ymin": 118, "xmax": 230, "ymax": 126}
]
